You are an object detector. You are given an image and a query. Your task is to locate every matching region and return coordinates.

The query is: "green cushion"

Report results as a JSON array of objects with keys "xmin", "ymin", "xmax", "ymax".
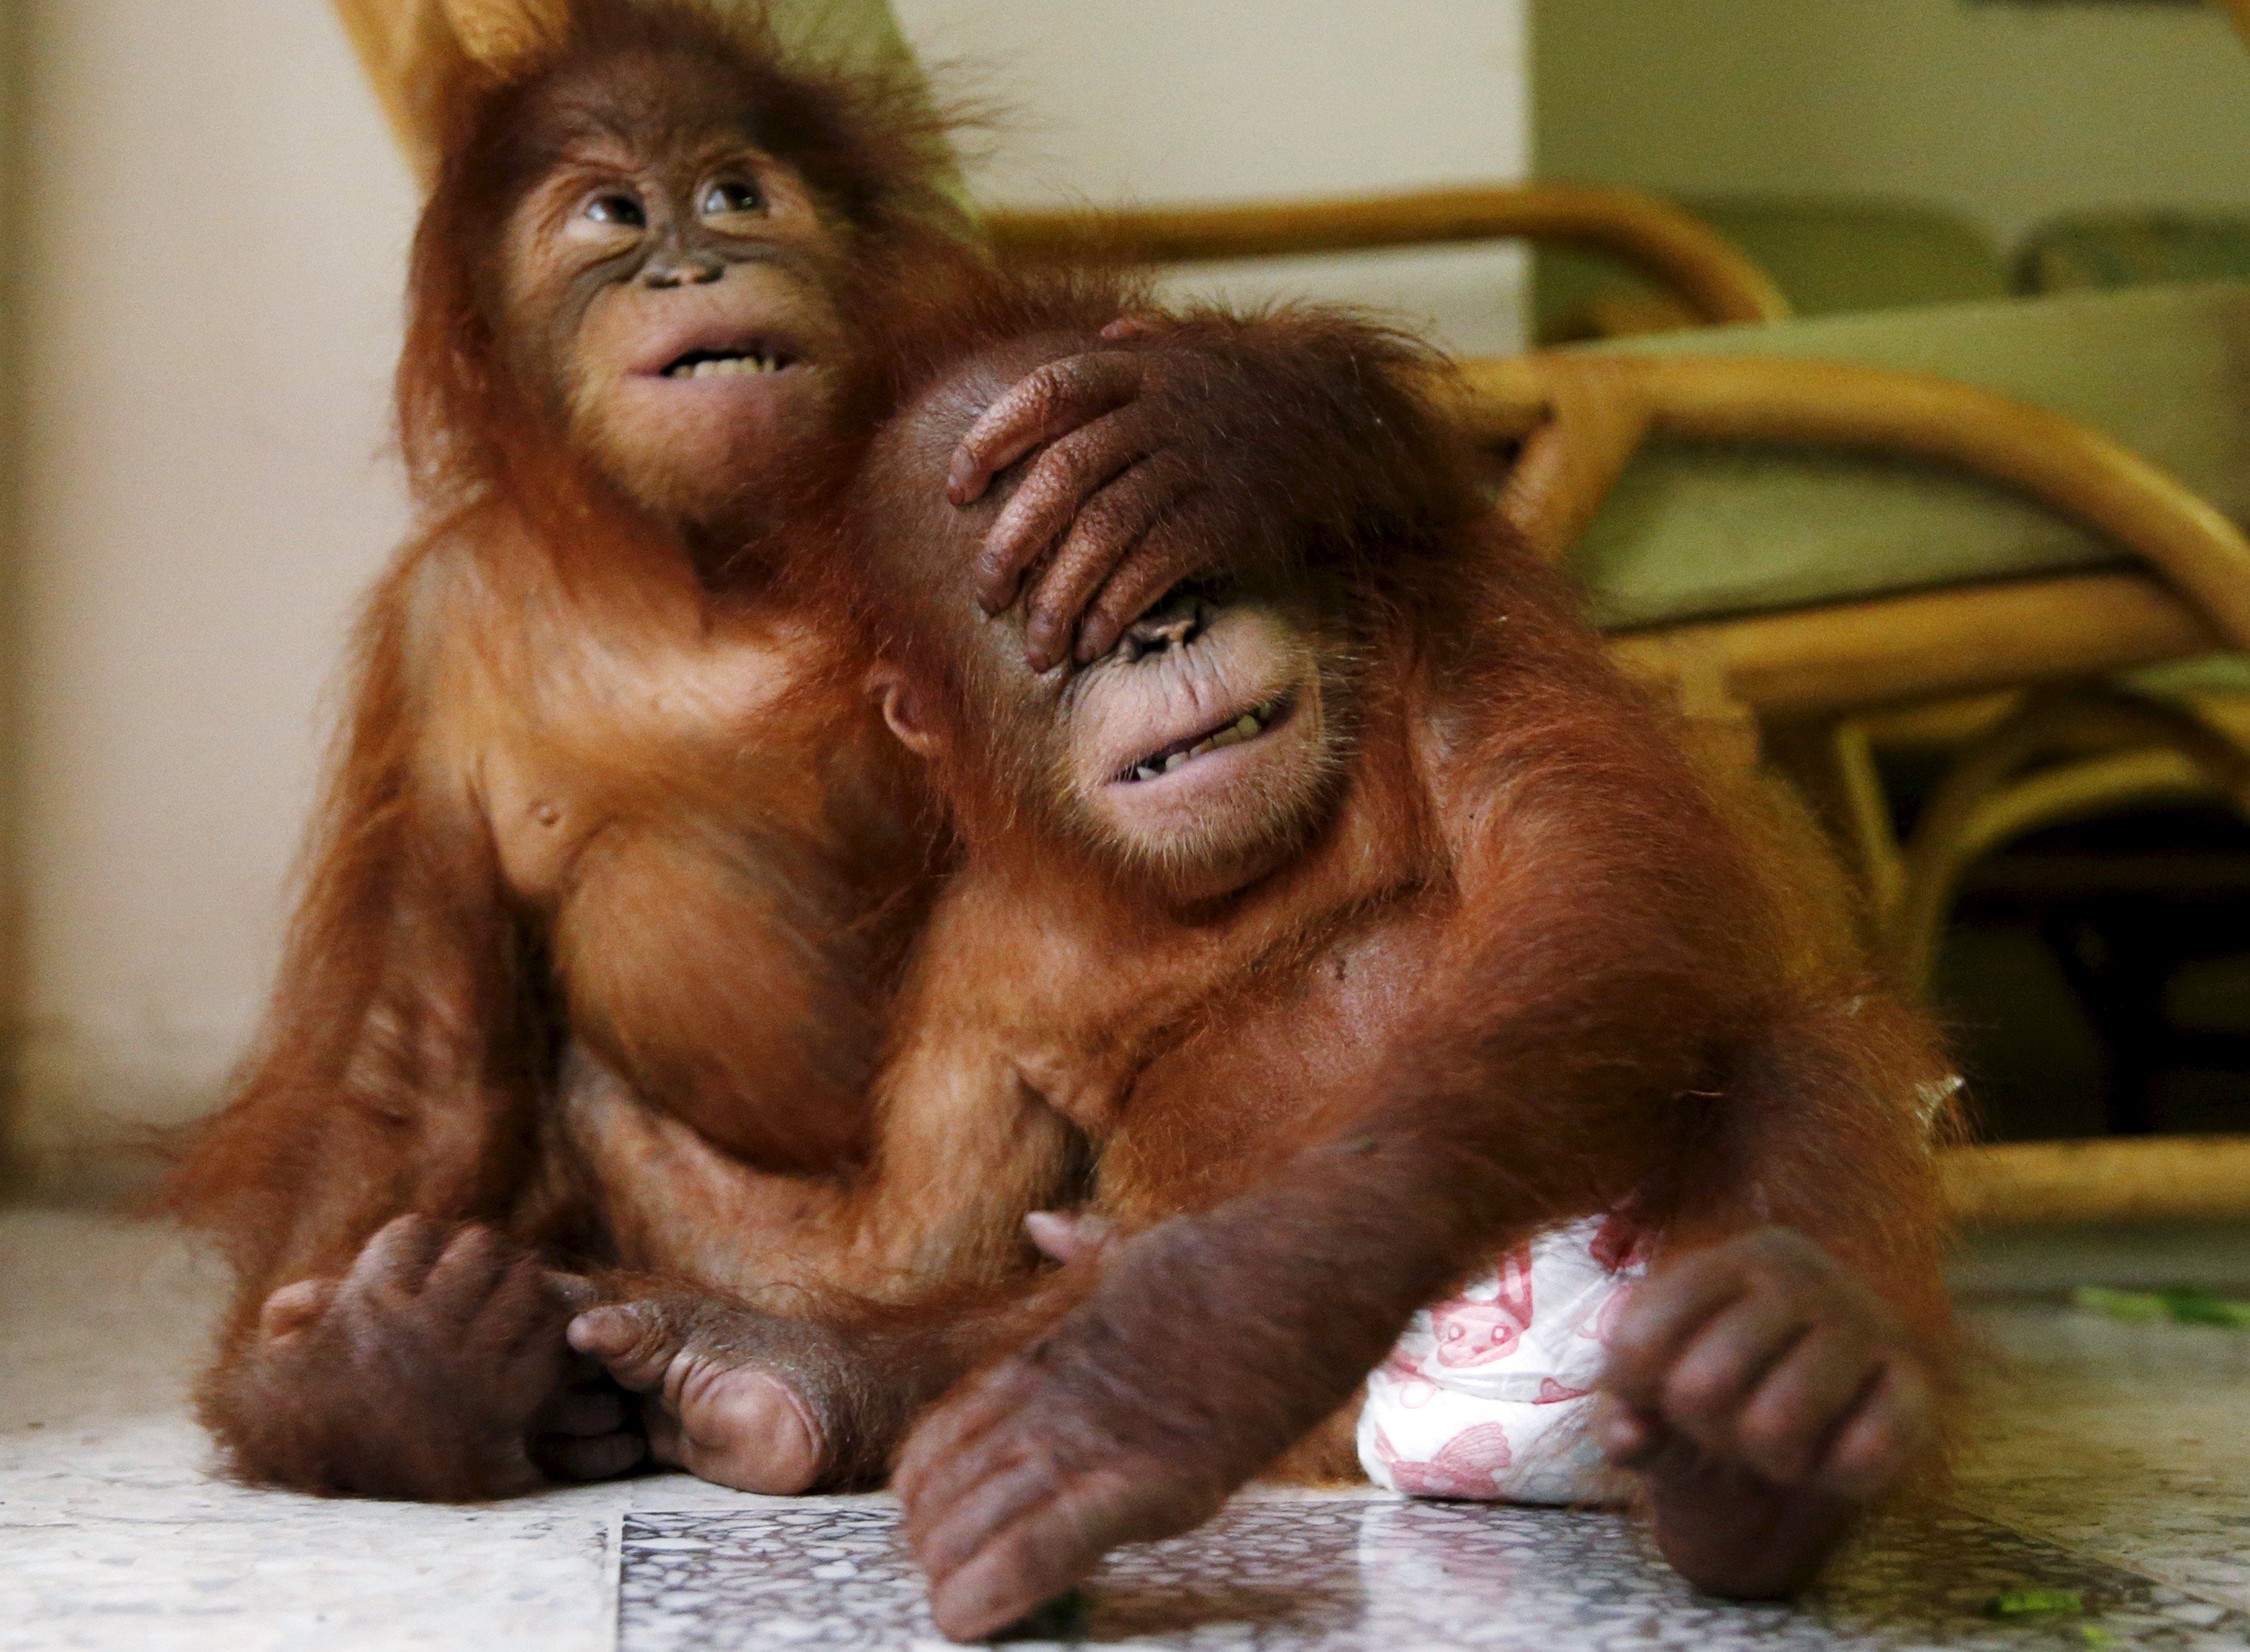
[
  {"xmin": 2017, "ymin": 213, "xmax": 2250, "ymax": 297},
  {"xmin": 1535, "ymin": 193, "xmax": 2008, "ymax": 339},
  {"xmin": 1559, "ymin": 282, "xmax": 2250, "ymax": 632}
]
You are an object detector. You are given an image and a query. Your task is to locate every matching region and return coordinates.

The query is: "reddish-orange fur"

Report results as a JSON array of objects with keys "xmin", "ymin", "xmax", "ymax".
[
  {"xmin": 158, "ymin": 1, "xmax": 969, "ymax": 1498},
  {"xmin": 873, "ymin": 319, "xmax": 1958, "ymax": 1633},
  {"xmin": 565, "ymin": 277, "xmax": 1957, "ymax": 1635},
  {"xmin": 161, "ymin": 3, "xmax": 1482, "ymax": 1502},
  {"xmin": 582, "ymin": 280, "xmax": 1955, "ymax": 1345}
]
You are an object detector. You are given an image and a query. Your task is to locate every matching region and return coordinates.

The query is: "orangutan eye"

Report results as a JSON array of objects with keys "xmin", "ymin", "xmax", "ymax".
[
  {"xmin": 583, "ymin": 192, "xmax": 647, "ymax": 229},
  {"xmin": 699, "ymin": 177, "xmax": 765, "ymax": 219}
]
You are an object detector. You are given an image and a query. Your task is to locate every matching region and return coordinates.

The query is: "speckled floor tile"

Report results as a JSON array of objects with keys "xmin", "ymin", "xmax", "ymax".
[
  {"xmin": 0, "ymin": 1207, "xmax": 822, "ymax": 1652},
  {"xmin": 1955, "ymin": 1304, "xmax": 2250, "ymax": 1613},
  {"xmin": 8, "ymin": 1208, "xmax": 2250, "ymax": 1650},
  {"xmin": 615, "ymin": 1501, "xmax": 2249, "ymax": 1649}
]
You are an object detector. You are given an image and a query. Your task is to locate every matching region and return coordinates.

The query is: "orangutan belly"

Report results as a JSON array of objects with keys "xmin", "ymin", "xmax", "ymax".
[{"xmin": 1097, "ymin": 913, "xmax": 1443, "ymax": 1220}]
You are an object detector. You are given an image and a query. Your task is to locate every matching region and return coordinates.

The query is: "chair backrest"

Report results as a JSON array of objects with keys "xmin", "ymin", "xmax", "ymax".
[
  {"xmin": 2016, "ymin": 211, "xmax": 2250, "ymax": 297},
  {"xmin": 1538, "ymin": 193, "xmax": 2006, "ymax": 343},
  {"xmin": 986, "ymin": 186, "xmax": 1789, "ymax": 332}
]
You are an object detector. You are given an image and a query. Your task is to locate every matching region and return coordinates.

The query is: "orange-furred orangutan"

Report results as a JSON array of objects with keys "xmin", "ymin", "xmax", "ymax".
[
  {"xmin": 164, "ymin": 1, "xmax": 1458, "ymax": 1502},
  {"xmin": 557, "ymin": 278, "xmax": 1958, "ymax": 1641}
]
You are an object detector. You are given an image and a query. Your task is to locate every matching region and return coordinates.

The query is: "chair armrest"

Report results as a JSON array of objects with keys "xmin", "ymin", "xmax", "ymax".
[{"xmin": 984, "ymin": 184, "xmax": 1790, "ymax": 328}]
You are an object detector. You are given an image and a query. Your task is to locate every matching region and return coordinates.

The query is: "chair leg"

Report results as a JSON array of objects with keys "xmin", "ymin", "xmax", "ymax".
[
  {"xmin": 1917, "ymin": 694, "xmax": 2250, "ymax": 1225},
  {"xmin": 1882, "ymin": 685, "xmax": 2250, "ymax": 990},
  {"xmin": 2041, "ymin": 906, "xmax": 2168, "ymax": 1138}
]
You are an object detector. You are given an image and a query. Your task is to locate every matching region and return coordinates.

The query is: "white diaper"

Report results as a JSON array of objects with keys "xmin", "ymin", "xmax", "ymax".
[{"xmin": 1358, "ymin": 1214, "xmax": 1646, "ymax": 1506}]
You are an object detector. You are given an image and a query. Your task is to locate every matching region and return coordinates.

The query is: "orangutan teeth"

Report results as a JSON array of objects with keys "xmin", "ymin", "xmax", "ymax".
[
  {"xmin": 667, "ymin": 353, "xmax": 779, "ymax": 379},
  {"xmin": 1119, "ymin": 697, "xmax": 1285, "ymax": 783},
  {"xmin": 1203, "ymin": 716, "xmax": 1258, "ymax": 753}
]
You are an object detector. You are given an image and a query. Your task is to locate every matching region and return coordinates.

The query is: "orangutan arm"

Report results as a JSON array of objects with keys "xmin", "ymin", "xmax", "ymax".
[
  {"xmin": 560, "ymin": 1010, "xmax": 1083, "ymax": 1307},
  {"xmin": 161, "ymin": 574, "xmax": 604, "ymax": 1499}
]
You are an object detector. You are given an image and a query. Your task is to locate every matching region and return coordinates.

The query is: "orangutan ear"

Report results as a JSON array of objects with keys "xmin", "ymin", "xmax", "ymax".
[
  {"xmin": 440, "ymin": 0, "xmax": 570, "ymax": 73},
  {"xmin": 870, "ymin": 665, "xmax": 946, "ymax": 760}
]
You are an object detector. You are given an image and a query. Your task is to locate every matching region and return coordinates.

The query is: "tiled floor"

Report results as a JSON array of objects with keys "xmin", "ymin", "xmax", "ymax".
[
  {"xmin": 615, "ymin": 1502, "xmax": 2250, "ymax": 1649},
  {"xmin": 4, "ymin": 1206, "xmax": 2249, "ymax": 1650}
]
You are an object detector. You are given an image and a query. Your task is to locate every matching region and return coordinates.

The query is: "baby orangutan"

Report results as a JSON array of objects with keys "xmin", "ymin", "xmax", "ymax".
[{"xmin": 566, "ymin": 312, "xmax": 1956, "ymax": 1642}]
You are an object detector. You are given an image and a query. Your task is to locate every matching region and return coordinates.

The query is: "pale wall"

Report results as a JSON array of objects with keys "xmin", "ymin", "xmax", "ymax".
[
  {"xmin": 1536, "ymin": 0, "xmax": 2250, "ymax": 246},
  {"xmin": 3, "ymin": 2, "xmax": 1526, "ymax": 1189},
  {"xmin": 1, "ymin": 0, "xmax": 26, "ymax": 1180},
  {"xmin": 892, "ymin": 0, "xmax": 1532, "ymax": 355},
  {"xmin": 8, "ymin": 1, "xmax": 421, "ymax": 1190}
]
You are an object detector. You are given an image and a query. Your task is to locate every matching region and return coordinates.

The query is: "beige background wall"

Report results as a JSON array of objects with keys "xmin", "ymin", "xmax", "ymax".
[
  {"xmin": 1, "ymin": 1, "xmax": 1527, "ymax": 1189},
  {"xmin": 892, "ymin": 0, "xmax": 1532, "ymax": 355},
  {"xmin": 8, "ymin": 2, "xmax": 422, "ymax": 1190},
  {"xmin": 1536, "ymin": 0, "xmax": 2250, "ymax": 246},
  {"xmin": 0, "ymin": 0, "xmax": 25, "ymax": 1181}
]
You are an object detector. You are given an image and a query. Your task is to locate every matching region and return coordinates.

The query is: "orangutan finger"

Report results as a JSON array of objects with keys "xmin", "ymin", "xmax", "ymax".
[
  {"xmin": 973, "ymin": 411, "xmax": 1154, "ymax": 616},
  {"xmin": 257, "ymin": 1276, "xmax": 338, "ymax": 1341},
  {"xmin": 950, "ymin": 352, "xmax": 1146, "ymax": 506},
  {"xmin": 908, "ymin": 1453, "xmax": 1063, "ymax": 1585},
  {"xmin": 1072, "ymin": 498, "xmax": 1213, "ymax": 664},
  {"xmin": 1733, "ymin": 1325, "xmax": 1879, "ymax": 1487},
  {"xmin": 543, "ymin": 1271, "xmax": 602, "ymax": 1315},
  {"xmin": 424, "ymin": 1225, "xmax": 515, "ymax": 1319},
  {"xmin": 1589, "ymin": 1390, "xmax": 1662, "ymax": 1467},
  {"xmin": 1101, "ymin": 313, "xmax": 1169, "ymax": 343},
  {"xmin": 893, "ymin": 1374, "xmax": 1030, "ymax": 1511},
  {"xmin": 568, "ymin": 1300, "xmax": 685, "ymax": 1393},
  {"xmin": 1819, "ymin": 1355, "xmax": 1935, "ymax": 1500},
  {"xmin": 1602, "ymin": 1253, "xmax": 1749, "ymax": 1406},
  {"xmin": 1022, "ymin": 454, "xmax": 1194, "ymax": 668},
  {"xmin": 1023, "ymin": 1210, "xmax": 1119, "ymax": 1266},
  {"xmin": 924, "ymin": 1465, "xmax": 1150, "ymax": 1644},
  {"xmin": 350, "ymin": 1213, "xmax": 453, "ymax": 1303},
  {"xmin": 1659, "ymin": 1292, "xmax": 1812, "ymax": 1446}
]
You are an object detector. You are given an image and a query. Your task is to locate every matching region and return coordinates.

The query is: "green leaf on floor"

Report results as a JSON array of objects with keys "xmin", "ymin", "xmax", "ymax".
[
  {"xmin": 1985, "ymin": 1588, "xmax": 2085, "ymax": 1617},
  {"xmin": 2072, "ymin": 1286, "xmax": 2250, "ymax": 1329}
]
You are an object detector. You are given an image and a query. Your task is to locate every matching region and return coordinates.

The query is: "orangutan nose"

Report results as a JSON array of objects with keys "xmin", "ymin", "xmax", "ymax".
[
  {"xmin": 642, "ymin": 250, "xmax": 726, "ymax": 289},
  {"xmin": 1119, "ymin": 595, "xmax": 1210, "ymax": 661}
]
